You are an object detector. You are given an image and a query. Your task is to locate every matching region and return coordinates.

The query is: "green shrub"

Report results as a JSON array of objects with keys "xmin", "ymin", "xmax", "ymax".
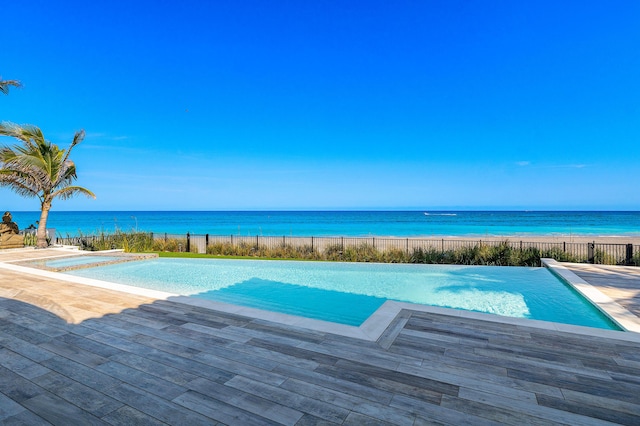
[
  {"xmin": 343, "ymin": 244, "xmax": 379, "ymax": 262},
  {"xmin": 487, "ymin": 241, "xmax": 513, "ymax": 266},
  {"xmin": 75, "ymin": 231, "xmax": 156, "ymax": 252},
  {"xmin": 23, "ymin": 232, "xmax": 37, "ymax": 247},
  {"xmin": 593, "ymin": 249, "xmax": 618, "ymax": 265},
  {"xmin": 512, "ymin": 247, "xmax": 542, "ymax": 266},
  {"xmin": 541, "ymin": 247, "xmax": 581, "ymax": 263},
  {"xmin": 380, "ymin": 248, "xmax": 409, "ymax": 263},
  {"xmin": 410, "ymin": 247, "xmax": 456, "ymax": 264},
  {"xmin": 207, "ymin": 241, "xmax": 321, "ymax": 260},
  {"xmin": 153, "ymin": 237, "xmax": 187, "ymax": 253},
  {"xmin": 206, "ymin": 242, "xmax": 233, "ymax": 255},
  {"xmin": 454, "ymin": 245, "xmax": 481, "ymax": 265},
  {"xmin": 58, "ymin": 232, "xmax": 633, "ymax": 268},
  {"xmin": 323, "ymin": 244, "xmax": 345, "ymax": 261}
]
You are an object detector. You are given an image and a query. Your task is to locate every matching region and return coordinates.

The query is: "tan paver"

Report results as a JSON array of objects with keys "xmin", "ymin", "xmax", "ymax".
[{"xmin": 564, "ymin": 263, "xmax": 640, "ymax": 318}]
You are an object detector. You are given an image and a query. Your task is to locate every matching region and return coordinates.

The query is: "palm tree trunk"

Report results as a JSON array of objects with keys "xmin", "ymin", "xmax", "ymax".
[{"xmin": 37, "ymin": 200, "xmax": 52, "ymax": 248}]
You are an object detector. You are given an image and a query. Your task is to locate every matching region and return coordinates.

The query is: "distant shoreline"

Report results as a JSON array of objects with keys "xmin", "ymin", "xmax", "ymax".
[
  {"xmin": 150, "ymin": 232, "xmax": 640, "ymax": 244},
  {"xmin": 422, "ymin": 235, "xmax": 640, "ymax": 244}
]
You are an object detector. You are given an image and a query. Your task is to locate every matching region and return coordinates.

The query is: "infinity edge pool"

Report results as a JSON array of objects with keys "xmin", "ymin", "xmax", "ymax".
[{"xmin": 3, "ymin": 254, "xmax": 640, "ymax": 342}]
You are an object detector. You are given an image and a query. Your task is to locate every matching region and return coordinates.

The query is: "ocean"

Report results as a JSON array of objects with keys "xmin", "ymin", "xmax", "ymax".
[{"xmin": 8, "ymin": 211, "xmax": 640, "ymax": 238}]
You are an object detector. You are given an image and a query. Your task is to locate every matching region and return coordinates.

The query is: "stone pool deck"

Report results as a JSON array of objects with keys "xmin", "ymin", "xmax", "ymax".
[
  {"xmin": 1, "ymin": 248, "xmax": 640, "ymax": 425},
  {"xmin": 562, "ymin": 263, "xmax": 640, "ymax": 318}
]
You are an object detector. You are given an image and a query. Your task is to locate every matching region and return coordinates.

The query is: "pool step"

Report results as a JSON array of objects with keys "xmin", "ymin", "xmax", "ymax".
[{"xmin": 20, "ymin": 253, "xmax": 158, "ymax": 272}]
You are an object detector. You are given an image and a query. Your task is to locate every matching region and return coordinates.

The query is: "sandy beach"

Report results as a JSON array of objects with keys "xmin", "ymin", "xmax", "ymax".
[{"xmin": 436, "ymin": 235, "xmax": 640, "ymax": 245}]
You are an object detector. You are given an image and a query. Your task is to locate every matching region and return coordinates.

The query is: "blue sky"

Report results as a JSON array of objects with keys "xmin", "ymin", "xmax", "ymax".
[{"xmin": 1, "ymin": 0, "xmax": 639, "ymax": 211}]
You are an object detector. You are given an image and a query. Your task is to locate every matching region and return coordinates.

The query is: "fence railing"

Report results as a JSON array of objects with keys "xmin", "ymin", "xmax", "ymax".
[{"xmin": 133, "ymin": 233, "xmax": 640, "ymax": 266}]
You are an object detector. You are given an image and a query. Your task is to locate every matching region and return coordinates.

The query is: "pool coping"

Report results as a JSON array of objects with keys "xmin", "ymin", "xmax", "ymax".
[
  {"xmin": 18, "ymin": 251, "xmax": 158, "ymax": 272},
  {"xmin": 541, "ymin": 258, "xmax": 640, "ymax": 333},
  {"xmin": 3, "ymin": 249, "xmax": 640, "ymax": 344}
]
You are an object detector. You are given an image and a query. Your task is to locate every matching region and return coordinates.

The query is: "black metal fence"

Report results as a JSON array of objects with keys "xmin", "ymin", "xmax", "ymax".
[{"xmin": 139, "ymin": 233, "xmax": 640, "ymax": 266}]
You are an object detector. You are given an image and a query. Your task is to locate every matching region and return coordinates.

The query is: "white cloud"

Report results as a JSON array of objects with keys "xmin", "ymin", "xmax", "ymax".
[{"xmin": 547, "ymin": 164, "xmax": 588, "ymax": 169}]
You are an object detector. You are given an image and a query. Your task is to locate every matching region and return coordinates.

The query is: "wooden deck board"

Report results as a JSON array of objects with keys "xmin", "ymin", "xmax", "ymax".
[{"xmin": 1, "ymin": 249, "xmax": 640, "ymax": 424}]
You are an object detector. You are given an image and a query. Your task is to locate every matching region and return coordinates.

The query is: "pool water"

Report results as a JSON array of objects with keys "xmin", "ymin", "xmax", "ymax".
[{"xmin": 64, "ymin": 258, "xmax": 619, "ymax": 329}]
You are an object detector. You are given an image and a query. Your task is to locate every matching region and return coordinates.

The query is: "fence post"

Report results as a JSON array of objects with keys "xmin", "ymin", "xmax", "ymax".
[
  {"xmin": 256, "ymin": 235, "xmax": 259, "ymax": 250},
  {"xmin": 186, "ymin": 232, "xmax": 191, "ymax": 253},
  {"xmin": 311, "ymin": 236, "xmax": 314, "ymax": 252},
  {"xmin": 341, "ymin": 237, "xmax": 344, "ymax": 252},
  {"xmin": 205, "ymin": 234, "xmax": 209, "ymax": 251},
  {"xmin": 406, "ymin": 238, "xmax": 409, "ymax": 254},
  {"xmin": 626, "ymin": 243, "xmax": 633, "ymax": 265},
  {"xmin": 588, "ymin": 242, "xmax": 595, "ymax": 263}
]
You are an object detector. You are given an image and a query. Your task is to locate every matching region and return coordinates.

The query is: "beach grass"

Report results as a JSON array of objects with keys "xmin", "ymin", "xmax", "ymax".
[
  {"xmin": 69, "ymin": 230, "xmax": 156, "ymax": 252},
  {"xmin": 60, "ymin": 230, "xmax": 638, "ymax": 266},
  {"xmin": 163, "ymin": 240, "xmax": 577, "ymax": 266},
  {"xmin": 156, "ymin": 251, "xmax": 312, "ymax": 261}
]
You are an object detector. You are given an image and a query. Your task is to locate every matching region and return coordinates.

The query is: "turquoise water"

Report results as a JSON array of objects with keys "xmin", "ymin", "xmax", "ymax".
[
  {"xmin": 64, "ymin": 258, "xmax": 619, "ymax": 329},
  {"xmin": 9, "ymin": 210, "xmax": 640, "ymax": 237}
]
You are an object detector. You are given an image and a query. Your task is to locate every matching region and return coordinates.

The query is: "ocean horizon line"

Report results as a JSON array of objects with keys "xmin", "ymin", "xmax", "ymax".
[{"xmin": 8, "ymin": 209, "xmax": 640, "ymax": 213}]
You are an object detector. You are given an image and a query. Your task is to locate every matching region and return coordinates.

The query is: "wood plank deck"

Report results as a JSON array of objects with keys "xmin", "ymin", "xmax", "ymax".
[{"xmin": 1, "ymin": 249, "xmax": 640, "ymax": 425}]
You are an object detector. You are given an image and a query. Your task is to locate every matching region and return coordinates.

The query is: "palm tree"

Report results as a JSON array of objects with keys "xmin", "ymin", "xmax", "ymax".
[
  {"xmin": 0, "ymin": 122, "xmax": 95, "ymax": 247},
  {"xmin": 0, "ymin": 77, "xmax": 21, "ymax": 95}
]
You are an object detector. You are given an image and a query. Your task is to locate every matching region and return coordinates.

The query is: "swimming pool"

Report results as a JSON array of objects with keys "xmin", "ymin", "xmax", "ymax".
[{"xmin": 62, "ymin": 258, "xmax": 619, "ymax": 330}]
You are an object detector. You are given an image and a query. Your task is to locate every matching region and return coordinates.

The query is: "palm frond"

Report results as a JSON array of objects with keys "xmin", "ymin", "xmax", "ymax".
[
  {"xmin": 0, "ymin": 79, "xmax": 21, "ymax": 95},
  {"xmin": 52, "ymin": 185, "xmax": 96, "ymax": 201},
  {"xmin": 0, "ymin": 170, "xmax": 40, "ymax": 198},
  {"xmin": 1, "ymin": 123, "xmax": 95, "ymax": 208},
  {"xmin": 0, "ymin": 122, "xmax": 44, "ymax": 150},
  {"xmin": 61, "ymin": 130, "xmax": 85, "ymax": 164},
  {"xmin": 0, "ymin": 147, "xmax": 51, "ymax": 187}
]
